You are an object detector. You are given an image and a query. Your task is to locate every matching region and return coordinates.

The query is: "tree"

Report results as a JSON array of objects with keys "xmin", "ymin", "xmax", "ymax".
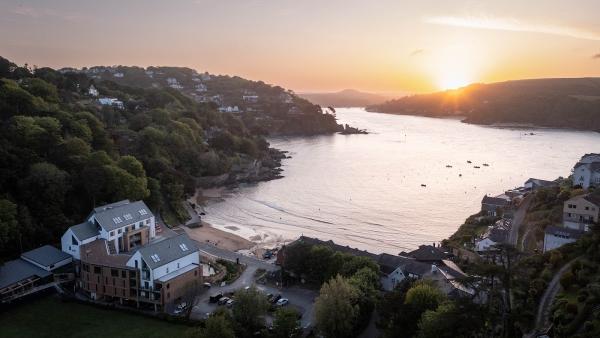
[
  {"xmin": 186, "ymin": 313, "xmax": 235, "ymax": 338},
  {"xmin": 272, "ymin": 307, "xmax": 301, "ymax": 338},
  {"xmin": 417, "ymin": 299, "xmax": 486, "ymax": 338},
  {"xmin": 0, "ymin": 199, "xmax": 18, "ymax": 250},
  {"xmin": 404, "ymin": 281, "xmax": 446, "ymax": 314},
  {"xmin": 231, "ymin": 286, "xmax": 269, "ymax": 337},
  {"xmin": 315, "ymin": 275, "xmax": 358, "ymax": 338}
]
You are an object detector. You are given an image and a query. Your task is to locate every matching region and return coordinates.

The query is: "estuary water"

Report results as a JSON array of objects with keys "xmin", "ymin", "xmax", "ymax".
[{"xmin": 203, "ymin": 108, "xmax": 600, "ymax": 254}]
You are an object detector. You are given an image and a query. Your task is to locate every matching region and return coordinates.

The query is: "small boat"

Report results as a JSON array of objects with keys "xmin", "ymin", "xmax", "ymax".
[
  {"xmin": 467, "ymin": 160, "xmax": 472, "ymax": 164},
  {"xmin": 421, "ymin": 184, "xmax": 427, "ymax": 187},
  {"xmin": 459, "ymin": 174, "xmax": 462, "ymax": 177},
  {"xmin": 482, "ymin": 163, "xmax": 489, "ymax": 167},
  {"xmin": 474, "ymin": 166, "xmax": 480, "ymax": 169},
  {"xmin": 445, "ymin": 165, "xmax": 452, "ymax": 168}
]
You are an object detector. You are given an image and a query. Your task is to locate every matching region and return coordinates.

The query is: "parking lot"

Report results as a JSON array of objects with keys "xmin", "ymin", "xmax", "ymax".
[{"xmin": 190, "ymin": 265, "xmax": 317, "ymax": 328}]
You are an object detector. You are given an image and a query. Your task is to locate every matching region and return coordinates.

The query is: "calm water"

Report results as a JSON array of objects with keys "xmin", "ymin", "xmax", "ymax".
[{"xmin": 204, "ymin": 108, "xmax": 600, "ymax": 254}]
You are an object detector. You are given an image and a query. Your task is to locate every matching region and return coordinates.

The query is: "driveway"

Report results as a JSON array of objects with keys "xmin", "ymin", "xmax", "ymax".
[
  {"xmin": 196, "ymin": 241, "xmax": 278, "ymax": 272},
  {"xmin": 509, "ymin": 194, "xmax": 532, "ymax": 247}
]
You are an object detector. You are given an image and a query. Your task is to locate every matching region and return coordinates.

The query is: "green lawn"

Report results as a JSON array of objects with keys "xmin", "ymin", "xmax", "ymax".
[{"xmin": 0, "ymin": 296, "xmax": 189, "ymax": 338}]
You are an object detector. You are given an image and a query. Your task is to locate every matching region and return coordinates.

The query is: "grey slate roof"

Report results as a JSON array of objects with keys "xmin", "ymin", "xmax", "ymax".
[
  {"xmin": 93, "ymin": 200, "xmax": 153, "ymax": 232},
  {"xmin": 545, "ymin": 225, "xmax": 585, "ymax": 239},
  {"xmin": 402, "ymin": 245, "xmax": 451, "ymax": 262},
  {"xmin": 525, "ymin": 178, "xmax": 558, "ymax": 188},
  {"xmin": 583, "ymin": 193, "xmax": 600, "ymax": 207},
  {"xmin": 138, "ymin": 234, "xmax": 198, "ymax": 270},
  {"xmin": 377, "ymin": 253, "xmax": 432, "ymax": 276},
  {"xmin": 21, "ymin": 245, "xmax": 72, "ymax": 268},
  {"xmin": 0, "ymin": 259, "xmax": 51, "ymax": 289},
  {"xmin": 481, "ymin": 196, "xmax": 510, "ymax": 207},
  {"xmin": 70, "ymin": 221, "xmax": 98, "ymax": 241}
]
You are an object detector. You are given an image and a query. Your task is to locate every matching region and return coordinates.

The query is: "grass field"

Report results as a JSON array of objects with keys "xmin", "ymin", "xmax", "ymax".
[{"xmin": 0, "ymin": 296, "xmax": 190, "ymax": 338}]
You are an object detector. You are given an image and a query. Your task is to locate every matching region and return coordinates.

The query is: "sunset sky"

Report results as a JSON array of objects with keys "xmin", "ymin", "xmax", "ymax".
[{"xmin": 1, "ymin": 0, "xmax": 600, "ymax": 94}]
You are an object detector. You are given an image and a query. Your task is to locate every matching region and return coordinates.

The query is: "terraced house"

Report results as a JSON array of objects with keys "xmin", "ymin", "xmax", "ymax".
[{"xmin": 61, "ymin": 200, "xmax": 202, "ymax": 312}]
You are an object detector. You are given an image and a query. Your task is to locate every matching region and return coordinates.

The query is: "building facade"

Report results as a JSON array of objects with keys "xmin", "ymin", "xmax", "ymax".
[
  {"xmin": 61, "ymin": 200, "xmax": 202, "ymax": 312},
  {"xmin": 572, "ymin": 154, "xmax": 600, "ymax": 189}
]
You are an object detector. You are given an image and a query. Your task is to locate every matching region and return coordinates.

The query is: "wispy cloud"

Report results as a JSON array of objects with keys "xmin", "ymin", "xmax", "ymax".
[
  {"xmin": 425, "ymin": 15, "xmax": 600, "ymax": 41},
  {"xmin": 11, "ymin": 5, "xmax": 84, "ymax": 22},
  {"xmin": 410, "ymin": 49, "xmax": 424, "ymax": 56}
]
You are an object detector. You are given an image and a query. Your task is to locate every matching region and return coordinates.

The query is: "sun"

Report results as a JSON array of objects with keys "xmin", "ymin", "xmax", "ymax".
[{"xmin": 437, "ymin": 74, "xmax": 471, "ymax": 91}]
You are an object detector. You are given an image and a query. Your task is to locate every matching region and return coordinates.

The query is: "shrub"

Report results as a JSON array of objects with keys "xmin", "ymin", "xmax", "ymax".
[{"xmin": 560, "ymin": 271, "xmax": 575, "ymax": 289}]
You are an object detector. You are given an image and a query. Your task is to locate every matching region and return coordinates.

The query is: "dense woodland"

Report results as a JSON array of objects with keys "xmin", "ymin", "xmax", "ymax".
[
  {"xmin": 0, "ymin": 56, "xmax": 340, "ymax": 261},
  {"xmin": 368, "ymin": 78, "xmax": 600, "ymax": 131}
]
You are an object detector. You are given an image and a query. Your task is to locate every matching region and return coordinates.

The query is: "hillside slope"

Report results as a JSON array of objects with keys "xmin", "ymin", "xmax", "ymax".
[
  {"xmin": 299, "ymin": 89, "xmax": 388, "ymax": 107},
  {"xmin": 367, "ymin": 78, "xmax": 600, "ymax": 131}
]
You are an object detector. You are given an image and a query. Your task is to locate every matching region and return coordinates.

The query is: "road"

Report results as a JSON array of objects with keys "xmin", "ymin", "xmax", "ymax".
[
  {"xmin": 196, "ymin": 241, "xmax": 279, "ymax": 272},
  {"xmin": 531, "ymin": 258, "xmax": 578, "ymax": 334},
  {"xmin": 509, "ymin": 194, "xmax": 532, "ymax": 247}
]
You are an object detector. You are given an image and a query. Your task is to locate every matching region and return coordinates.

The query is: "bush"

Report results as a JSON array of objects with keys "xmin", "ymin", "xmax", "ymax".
[{"xmin": 560, "ymin": 271, "xmax": 575, "ymax": 289}]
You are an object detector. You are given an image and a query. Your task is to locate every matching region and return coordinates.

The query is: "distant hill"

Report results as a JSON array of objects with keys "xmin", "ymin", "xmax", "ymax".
[
  {"xmin": 367, "ymin": 78, "xmax": 600, "ymax": 132},
  {"xmin": 299, "ymin": 89, "xmax": 389, "ymax": 107}
]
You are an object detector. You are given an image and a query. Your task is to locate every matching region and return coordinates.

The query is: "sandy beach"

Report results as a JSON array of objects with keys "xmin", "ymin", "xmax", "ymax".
[{"xmin": 183, "ymin": 221, "xmax": 254, "ymax": 252}]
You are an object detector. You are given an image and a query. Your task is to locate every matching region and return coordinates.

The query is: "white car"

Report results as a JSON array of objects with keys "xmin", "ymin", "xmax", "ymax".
[{"xmin": 276, "ymin": 298, "xmax": 289, "ymax": 306}]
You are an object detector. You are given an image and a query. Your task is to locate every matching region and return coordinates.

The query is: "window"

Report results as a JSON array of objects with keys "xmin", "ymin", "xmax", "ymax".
[
  {"xmin": 166, "ymin": 267, "xmax": 169, "ymax": 273},
  {"xmin": 177, "ymin": 263, "xmax": 180, "ymax": 268},
  {"xmin": 113, "ymin": 217, "xmax": 123, "ymax": 224},
  {"xmin": 167, "ymin": 292, "xmax": 170, "ymax": 299},
  {"xmin": 118, "ymin": 229, "xmax": 122, "ymax": 234},
  {"xmin": 110, "ymin": 231, "xmax": 115, "ymax": 237},
  {"xmin": 111, "ymin": 269, "xmax": 119, "ymax": 277},
  {"xmin": 179, "ymin": 243, "xmax": 189, "ymax": 251},
  {"xmin": 150, "ymin": 254, "xmax": 160, "ymax": 263},
  {"xmin": 194, "ymin": 270, "xmax": 197, "ymax": 276},
  {"xmin": 585, "ymin": 206, "xmax": 590, "ymax": 211},
  {"xmin": 71, "ymin": 235, "xmax": 78, "ymax": 245},
  {"xmin": 124, "ymin": 213, "xmax": 133, "ymax": 221},
  {"xmin": 167, "ymin": 283, "xmax": 170, "ymax": 290},
  {"xmin": 93, "ymin": 266, "xmax": 101, "ymax": 274},
  {"xmin": 139, "ymin": 209, "xmax": 148, "ymax": 216},
  {"xmin": 121, "ymin": 271, "xmax": 126, "ymax": 278}
]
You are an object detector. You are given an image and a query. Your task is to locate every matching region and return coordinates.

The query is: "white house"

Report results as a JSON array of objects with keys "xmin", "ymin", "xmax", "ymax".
[
  {"xmin": 572, "ymin": 154, "xmax": 600, "ymax": 189},
  {"xmin": 98, "ymin": 97, "xmax": 124, "ymax": 109},
  {"xmin": 126, "ymin": 234, "xmax": 199, "ymax": 295},
  {"xmin": 563, "ymin": 194, "xmax": 600, "ymax": 231},
  {"xmin": 242, "ymin": 95, "xmax": 259, "ymax": 103},
  {"xmin": 543, "ymin": 225, "xmax": 584, "ymax": 252},
  {"xmin": 195, "ymin": 83, "xmax": 207, "ymax": 92},
  {"xmin": 113, "ymin": 72, "xmax": 124, "ymax": 78},
  {"xmin": 88, "ymin": 85, "xmax": 99, "ymax": 97},
  {"xmin": 378, "ymin": 253, "xmax": 432, "ymax": 291},
  {"xmin": 62, "ymin": 200, "xmax": 155, "ymax": 259},
  {"xmin": 218, "ymin": 106, "xmax": 240, "ymax": 113}
]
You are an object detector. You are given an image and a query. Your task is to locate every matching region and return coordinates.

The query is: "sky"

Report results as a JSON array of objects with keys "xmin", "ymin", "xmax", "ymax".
[{"xmin": 1, "ymin": 0, "xmax": 600, "ymax": 94}]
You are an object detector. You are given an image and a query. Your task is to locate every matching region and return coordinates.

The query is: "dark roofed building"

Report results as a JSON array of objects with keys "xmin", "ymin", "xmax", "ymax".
[
  {"xmin": 137, "ymin": 234, "xmax": 198, "ymax": 270},
  {"xmin": 401, "ymin": 244, "xmax": 452, "ymax": 263},
  {"xmin": 21, "ymin": 245, "xmax": 72, "ymax": 271},
  {"xmin": 1, "ymin": 245, "xmax": 73, "ymax": 303},
  {"xmin": 283, "ymin": 236, "xmax": 379, "ymax": 261},
  {"xmin": 524, "ymin": 178, "xmax": 558, "ymax": 191},
  {"xmin": 481, "ymin": 195, "xmax": 511, "ymax": 216}
]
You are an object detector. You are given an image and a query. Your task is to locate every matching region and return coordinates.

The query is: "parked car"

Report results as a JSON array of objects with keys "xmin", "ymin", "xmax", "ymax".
[
  {"xmin": 276, "ymin": 298, "xmax": 289, "ymax": 306},
  {"xmin": 177, "ymin": 302, "xmax": 188, "ymax": 310},
  {"xmin": 203, "ymin": 282, "xmax": 211, "ymax": 288},
  {"xmin": 209, "ymin": 293, "xmax": 223, "ymax": 303},
  {"xmin": 218, "ymin": 297, "xmax": 230, "ymax": 305},
  {"xmin": 226, "ymin": 299, "xmax": 234, "ymax": 308},
  {"xmin": 271, "ymin": 294, "xmax": 282, "ymax": 304},
  {"xmin": 266, "ymin": 293, "xmax": 274, "ymax": 302}
]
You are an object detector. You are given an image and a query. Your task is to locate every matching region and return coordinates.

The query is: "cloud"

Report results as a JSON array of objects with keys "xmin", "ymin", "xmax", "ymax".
[
  {"xmin": 593, "ymin": 53, "xmax": 600, "ymax": 59},
  {"xmin": 410, "ymin": 49, "xmax": 424, "ymax": 56},
  {"xmin": 11, "ymin": 5, "xmax": 84, "ymax": 22},
  {"xmin": 424, "ymin": 15, "xmax": 600, "ymax": 41}
]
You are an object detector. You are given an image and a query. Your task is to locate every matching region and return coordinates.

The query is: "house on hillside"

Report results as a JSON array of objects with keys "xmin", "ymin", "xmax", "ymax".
[
  {"xmin": 242, "ymin": 95, "xmax": 259, "ymax": 103},
  {"xmin": 400, "ymin": 244, "xmax": 453, "ymax": 264},
  {"xmin": 61, "ymin": 200, "xmax": 203, "ymax": 312},
  {"xmin": 378, "ymin": 253, "xmax": 432, "ymax": 291},
  {"xmin": 195, "ymin": 83, "xmax": 207, "ymax": 92},
  {"xmin": 524, "ymin": 178, "xmax": 558, "ymax": 191},
  {"xmin": 572, "ymin": 154, "xmax": 600, "ymax": 189},
  {"xmin": 0, "ymin": 245, "xmax": 72, "ymax": 303},
  {"xmin": 563, "ymin": 194, "xmax": 600, "ymax": 231},
  {"xmin": 88, "ymin": 84, "xmax": 99, "ymax": 97},
  {"xmin": 481, "ymin": 195, "xmax": 511, "ymax": 217},
  {"xmin": 543, "ymin": 226, "xmax": 585, "ymax": 252},
  {"xmin": 98, "ymin": 97, "xmax": 124, "ymax": 109},
  {"xmin": 475, "ymin": 218, "xmax": 511, "ymax": 252}
]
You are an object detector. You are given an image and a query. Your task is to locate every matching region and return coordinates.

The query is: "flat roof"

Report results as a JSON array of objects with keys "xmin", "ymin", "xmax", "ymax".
[
  {"xmin": 21, "ymin": 245, "xmax": 72, "ymax": 268},
  {"xmin": 0, "ymin": 259, "xmax": 51, "ymax": 290}
]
